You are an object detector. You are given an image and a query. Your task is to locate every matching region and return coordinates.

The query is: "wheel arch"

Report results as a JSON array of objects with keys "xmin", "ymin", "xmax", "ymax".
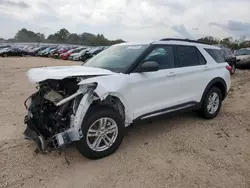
[
  {"xmin": 201, "ymin": 77, "xmax": 227, "ymax": 103},
  {"xmin": 90, "ymin": 92, "xmax": 133, "ymax": 126}
]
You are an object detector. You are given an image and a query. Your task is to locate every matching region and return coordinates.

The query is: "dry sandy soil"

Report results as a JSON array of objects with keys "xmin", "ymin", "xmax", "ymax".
[{"xmin": 0, "ymin": 57, "xmax": 250, "ymax": 188}]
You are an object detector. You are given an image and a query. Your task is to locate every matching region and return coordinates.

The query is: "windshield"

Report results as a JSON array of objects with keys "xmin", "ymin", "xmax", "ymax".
[
  {"xmin": 83, "ymin": 44, "xmax": 149, "ymax": 73},
  {"xmin": 235, "ymin": 49, "xmax": 250, "ymax": 56}
]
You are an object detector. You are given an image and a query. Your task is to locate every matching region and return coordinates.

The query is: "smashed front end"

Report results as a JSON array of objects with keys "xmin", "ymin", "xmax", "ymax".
[{"xmin": 24, "ymin": 78, "xmax": 95, "ymax": 152}]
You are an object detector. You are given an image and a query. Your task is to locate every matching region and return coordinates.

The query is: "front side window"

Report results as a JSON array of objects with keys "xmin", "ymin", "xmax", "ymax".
[
  {"xmin": 176, "ymin": 46, "xmax": 202, "ymax": 67},
  {"xmin": 141, "ymin": 46, "xmax": 175, "ymax": 70},
  {"xmin": 205, "ymin": 48, "xmax": 225, "ymax": 63},
  {"xmin": 84, "ymin": 44, "xmax": 149, "ymax": 73}
]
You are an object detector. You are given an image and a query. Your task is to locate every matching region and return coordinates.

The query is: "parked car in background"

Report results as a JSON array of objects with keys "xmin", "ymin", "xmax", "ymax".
[
  {"xmin": 220, "ymin": 47, "xmax": 237, "ymax": 74},
  {"xmin": 37, "ymin": 47, "xmax": 51, "ymax": 57},
  {"xmin": 0, "ymin": 45, "xmax": 11, "ymax": 49},
  {"xmin": 0, "ymin": 47, "xmax": 27, "ymax": 57},
  {"xmin": 68, "ymin": 52, "xmax": 80, "ymax": 60},
  {"xmin": 81, "ymin": 47, "xmax": 106, "ymax": 62},
  {"xmin": 51, "ymin": 48, "xmax": 68, "ymax": 58},
  {"xmin": 0, "ymin": 47, "xmax": 10, "ymax": 56},
  {"xmin": 60, "ymin": 47, "xmax": 86, "ymax": 60},
  {"xmin": 30, "ymin": 46, "xmax": 48, "ymax": 56},
  {"xmin": 234, "ymin": 48, "xmax": 250, "ymax": 69},
  {"xmin": 72, "ymin": 48, "xmax": 91, "ymax": 61}
]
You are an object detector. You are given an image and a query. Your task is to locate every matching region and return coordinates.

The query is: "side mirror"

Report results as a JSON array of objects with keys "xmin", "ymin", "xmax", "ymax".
[{"xmin": 139, "ymin": 61, "xmax": 159, "ymax": 72}]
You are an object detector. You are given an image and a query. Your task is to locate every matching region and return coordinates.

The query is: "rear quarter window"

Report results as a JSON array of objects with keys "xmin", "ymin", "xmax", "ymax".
[{"xmin": 205, "ymin": 48, "xmax": 225, "ymax": 63}]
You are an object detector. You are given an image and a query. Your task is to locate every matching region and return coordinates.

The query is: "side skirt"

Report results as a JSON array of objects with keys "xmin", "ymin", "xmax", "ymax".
[{"xmin": 136, "ymin": 101, "xmax": 201, "ymax": 121}]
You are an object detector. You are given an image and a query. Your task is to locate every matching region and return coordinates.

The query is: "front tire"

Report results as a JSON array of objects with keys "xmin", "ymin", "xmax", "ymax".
[
  {"xmin": 198, "ymin": 87, "xmax": 222, "ymax": 119},
  {"xmin": 76, "ymin": 106, "xmax": 125, "ymax": 160}
]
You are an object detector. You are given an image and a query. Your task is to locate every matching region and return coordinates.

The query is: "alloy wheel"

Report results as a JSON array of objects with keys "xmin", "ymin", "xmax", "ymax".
[
  {"xmin": 86, "ymin": 117, "xmax": 118, "ymax": 152},
  {"xmin": 207, "ymin": 92, "xmax": 220, "ymax": 114}
]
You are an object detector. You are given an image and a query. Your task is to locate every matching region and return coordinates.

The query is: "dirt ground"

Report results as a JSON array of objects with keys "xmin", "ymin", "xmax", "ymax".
[{"xmin": 0, "ymin": 57, "xmax": 250, "ymax": 188}]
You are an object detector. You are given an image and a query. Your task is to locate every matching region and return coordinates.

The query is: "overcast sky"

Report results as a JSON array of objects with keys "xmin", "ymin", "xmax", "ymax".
[{"xmin": 0, "ymin": 0, "xmax": 250, "ymax": 41}]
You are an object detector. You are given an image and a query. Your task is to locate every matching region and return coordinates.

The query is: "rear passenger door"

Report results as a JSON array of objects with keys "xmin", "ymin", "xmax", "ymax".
[{"xmin": 172, "ymin": 45, "xmax": 209, "ymax": 104}]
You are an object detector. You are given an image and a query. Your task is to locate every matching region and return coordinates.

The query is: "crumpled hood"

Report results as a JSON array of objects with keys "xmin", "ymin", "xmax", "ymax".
[{"xmin": 27, "ymin": 65, "xmax": 117, "ymax": 83}]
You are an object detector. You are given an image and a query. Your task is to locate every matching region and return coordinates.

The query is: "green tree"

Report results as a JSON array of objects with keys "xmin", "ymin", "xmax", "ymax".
[
  {"xmin": 14, "ymin": 28, "xmax": 45, "ymax": 42},
  {"xmin": 197, "ymin": 36, "xmax": 219, "ymax": 44}
]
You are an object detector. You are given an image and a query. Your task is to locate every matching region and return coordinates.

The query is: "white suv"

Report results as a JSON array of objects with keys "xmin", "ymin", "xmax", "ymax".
[{"xmin": 24, "ymin": 38, "xmax": 231, "ymax": 159}]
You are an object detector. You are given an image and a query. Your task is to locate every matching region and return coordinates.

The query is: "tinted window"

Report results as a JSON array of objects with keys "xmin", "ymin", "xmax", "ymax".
[
  {"xmin": 221, "ymin": 48, "xmax": 233, "ymax": 57},
  {"xmin": 142, "ymin": 46, "xmax": 175, "ymax": 70},
  {"xmin": 205, "ymin": 49, "xmax": 225, "ymax": 63},
  {"xmin": 197, "ymin": 50, "xmax": 206, "ymax": 65},
  {"xmin": 176, "ymin": 46, "xmax": 201, "ymax": 67}
]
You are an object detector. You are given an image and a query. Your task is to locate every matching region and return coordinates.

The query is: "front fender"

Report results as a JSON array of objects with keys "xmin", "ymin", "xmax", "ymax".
[{"xmin": 78, "ymin": 74, "xmax": 133, "ymax": 124}]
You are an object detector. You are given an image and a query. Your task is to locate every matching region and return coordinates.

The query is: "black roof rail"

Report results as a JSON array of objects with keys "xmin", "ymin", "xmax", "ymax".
[{"xmin": 160, "ymin": 38, "xmax": 211, "ymax": 45}]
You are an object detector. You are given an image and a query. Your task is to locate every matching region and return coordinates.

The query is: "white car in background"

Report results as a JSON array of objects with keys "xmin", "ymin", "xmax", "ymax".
[{"xmin": 24, "ymin": 38, "xmax": 231, "ymax": 159}]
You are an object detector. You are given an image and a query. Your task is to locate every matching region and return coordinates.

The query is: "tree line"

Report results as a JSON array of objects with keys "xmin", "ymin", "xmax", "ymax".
[
  {"xmin": 1, "ymin": 28, "xmax": 250, "ymax": 49},
  {"xmin": 197, "ymin": 36, "xmax": 250, "ymax": 50},
  {"xmin": 2, "ymin": 28, "xmax": 124, "ymax": 46}
]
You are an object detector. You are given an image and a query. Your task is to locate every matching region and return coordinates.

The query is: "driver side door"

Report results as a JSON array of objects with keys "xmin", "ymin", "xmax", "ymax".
[{"xmin": 125, "ymin": 45, "xmax": 180, "ymax": 119}]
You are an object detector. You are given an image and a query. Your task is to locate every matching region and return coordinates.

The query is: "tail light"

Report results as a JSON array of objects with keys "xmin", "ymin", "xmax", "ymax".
[{"xmin": 226, "ymin": 65, "xmax": 232, "ymax": 73}]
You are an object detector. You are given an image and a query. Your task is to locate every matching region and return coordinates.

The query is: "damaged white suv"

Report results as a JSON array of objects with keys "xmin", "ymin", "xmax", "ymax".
[{"xmin": 24, "ymin": 38, "xmax": 231, "ymax": 159}]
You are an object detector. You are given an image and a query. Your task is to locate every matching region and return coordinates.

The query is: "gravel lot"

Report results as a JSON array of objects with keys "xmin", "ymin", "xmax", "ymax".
[{"xmin": 0, "ymin": 57, "xmax": 250, "ymax": 188}]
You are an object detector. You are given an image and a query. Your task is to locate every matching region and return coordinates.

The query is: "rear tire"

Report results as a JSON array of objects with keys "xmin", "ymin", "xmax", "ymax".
[
  {"xmin": 198, "ymin": 87, "xmax": 222, "ymax": 119},
  {"xmin": 76, "ymin": 106, "xmax": 125, "ymax": 160}
]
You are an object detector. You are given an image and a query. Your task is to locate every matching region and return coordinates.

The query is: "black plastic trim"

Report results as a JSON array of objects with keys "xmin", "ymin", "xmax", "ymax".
[
  {"xmin": 201, "ymin": 77, "xmax": 227, "ymax": 102},
  {"xmin": 135, "ymin": 101, "xmax": 199, "ymax": 120},
  {"xmin": 160, "ymin": 38, "xmax": 211, "ymax": 45}
]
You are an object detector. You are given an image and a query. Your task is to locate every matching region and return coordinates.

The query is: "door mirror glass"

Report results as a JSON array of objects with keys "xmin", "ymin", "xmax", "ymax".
[{"xmin": 139, "ymin": 61, "xmax": 159, "ymax": 72}]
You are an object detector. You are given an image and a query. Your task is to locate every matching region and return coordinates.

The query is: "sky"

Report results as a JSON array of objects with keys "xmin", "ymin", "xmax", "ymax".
[{"xmin": 0, "ymin": 0, "xmax": 250, "ymax": 41}]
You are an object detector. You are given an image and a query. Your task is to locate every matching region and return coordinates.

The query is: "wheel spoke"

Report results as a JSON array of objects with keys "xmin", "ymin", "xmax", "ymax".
[
  {"xmin": 212, "ymin": 94, "xmax": 218, "ymax": 101},
  {"xmin": 214, "ymin": 100, "xmax": 219, "ymax": 106},
  {"xmin": 87, "ymin": 128, "xmax": 98, "ymax": 137},
  {"xmin": 99, "ymin": 118, "xmax": 107, "ymax": 129},
  {"xmin": 207, "ymin": 104, "xmax": 212, "ymax": 111},
  {"xmin": 92, "ymin": 136, "xmax": 102, "ymax": 150},
  {"xmin": 105, "ymin": 124, "xmax": 117, "ymax": 134},
  {"xmin": 102, "ymin": 136, "xmax": 110, "ymax": 146},
  {"xmin": 103, "ymin": 134, "xmax": 113, "ymax": 146}
]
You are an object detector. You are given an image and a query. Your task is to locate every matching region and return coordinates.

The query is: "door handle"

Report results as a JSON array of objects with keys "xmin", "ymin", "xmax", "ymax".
[
  {"xmin": 167, "ymin": 72, "xmax": 176, "ymax": 77},
  {"xmin": 204, "ymin": 66, "xmax": 210, "ymax": 70}
]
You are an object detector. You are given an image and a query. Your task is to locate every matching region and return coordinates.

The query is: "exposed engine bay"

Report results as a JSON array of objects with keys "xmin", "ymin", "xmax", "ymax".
[{"xmin": 24, "ymin": 78, "xmax": 84, "ymax": 152}]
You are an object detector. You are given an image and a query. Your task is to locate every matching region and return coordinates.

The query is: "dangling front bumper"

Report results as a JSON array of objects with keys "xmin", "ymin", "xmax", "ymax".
[{"xmin": 23, "ymin": 90, "xmax": 94, "ymax": 152}]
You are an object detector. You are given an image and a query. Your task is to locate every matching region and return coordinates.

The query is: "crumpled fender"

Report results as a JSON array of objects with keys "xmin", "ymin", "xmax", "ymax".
[{"xmin": 78, "ymin": 74, "xmax": 133, "ymax": 124}]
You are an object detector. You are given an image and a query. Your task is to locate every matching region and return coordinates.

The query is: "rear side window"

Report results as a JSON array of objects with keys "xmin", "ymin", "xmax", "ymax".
[
  {"xmin": 176, "ymin": 46, "xmax": 205, "ymax": 67},
  {"xmin": 205, "ymin": 49, "xmax": 225, "ymax": 63},
  {"xmin": 223, "ymin": 49, "xmax": 232, "ymax": 57}
]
